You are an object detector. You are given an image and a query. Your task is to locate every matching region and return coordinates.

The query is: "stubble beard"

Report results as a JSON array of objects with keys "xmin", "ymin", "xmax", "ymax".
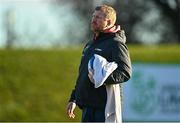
[{"xmin": 91, "ymin": 24, "xmax": 104, "ymax": 33}]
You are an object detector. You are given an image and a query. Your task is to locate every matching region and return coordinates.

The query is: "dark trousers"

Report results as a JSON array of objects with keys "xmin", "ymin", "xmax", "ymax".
[{"xmin": 81, "ymin": 107, "xmax": 105, "ymax": 122}]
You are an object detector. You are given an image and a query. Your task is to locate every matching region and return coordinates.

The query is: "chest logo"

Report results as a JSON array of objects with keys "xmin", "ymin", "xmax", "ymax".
[{"xmin": 95, "ymin": 48, "xmax": 102, "ymax": 51}]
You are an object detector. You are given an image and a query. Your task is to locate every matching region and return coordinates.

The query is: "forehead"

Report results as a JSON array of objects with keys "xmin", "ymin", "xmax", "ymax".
[{"xmin": 93, "ymin": 10, "xmax": 106, "ymax": 17}]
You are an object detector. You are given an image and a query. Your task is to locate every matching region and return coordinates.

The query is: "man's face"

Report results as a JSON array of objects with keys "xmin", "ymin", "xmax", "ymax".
[{"xmin": 91, "ymin": 10, "xmax": 108, "ymax": 33}]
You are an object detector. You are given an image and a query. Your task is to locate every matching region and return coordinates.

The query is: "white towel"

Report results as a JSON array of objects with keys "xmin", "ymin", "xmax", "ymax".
[
  {"xmin": 88, "ymin": 54, "xmax": 122, "ymax": 123},
  {"xmin": 88, "ymin": 54, "xmax": 118, "ymax": 88},
  {"xmin": 105, "ymin": 84, "xmax": 122, "ymax": 123}
]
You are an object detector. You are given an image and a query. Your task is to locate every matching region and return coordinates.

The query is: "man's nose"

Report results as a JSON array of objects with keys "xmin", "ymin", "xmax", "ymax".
[{"xmin": 91, "ymin": 18, "xmax": 95, "ymax": 23}]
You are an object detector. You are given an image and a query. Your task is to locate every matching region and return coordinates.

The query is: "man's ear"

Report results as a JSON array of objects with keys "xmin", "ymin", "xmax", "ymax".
[{"xmin": 107, "ymin": 19, "xmax": 112, "ymax": 26}]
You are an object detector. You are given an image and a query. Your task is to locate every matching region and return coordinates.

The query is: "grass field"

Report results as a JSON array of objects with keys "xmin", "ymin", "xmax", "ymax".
[{"xmin": 0, "ymin": 44, "xmax": 180, "ymax": 122}]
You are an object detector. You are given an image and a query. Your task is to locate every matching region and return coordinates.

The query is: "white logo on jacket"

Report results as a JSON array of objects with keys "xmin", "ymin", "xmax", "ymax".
[{"xmin": 94, "ymin": 48, "xmax": 102, "ymax": 51}]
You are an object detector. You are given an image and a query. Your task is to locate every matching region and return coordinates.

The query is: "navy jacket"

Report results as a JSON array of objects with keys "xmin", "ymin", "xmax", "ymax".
[{"xmin": 69, "ymin": 30, "xmax": 132, "ymax": 109}]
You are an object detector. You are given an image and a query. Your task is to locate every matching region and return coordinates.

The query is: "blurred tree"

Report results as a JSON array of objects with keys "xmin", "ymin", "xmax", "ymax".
[
  {"xmin": 52, "ymin": 0, "xmax": 94, "ymax": 43},
  {"xmin": 52, "ymin": 0, "xmax": 148, "ymax": 43},
  {"xmin": 4, "ymin": 8, "xmax": 16, "ymax": 49},
  {"xmin": 152, "ymin": 0, "xmax": 180, "ymax": 43},
  {"xmin": 51, "ymin": 0, "xmax": 92, "ymax": 45},
  {"xmin": 66, "ymin": 0, "xmax": 94, "ymax": 42},
  {"xmin": 52, "ymin": 0, "xmax": 180, "ymax": 44},
  {"xmin": 113, "ymin": 0, "xmax": 148, "ymax": 43}
]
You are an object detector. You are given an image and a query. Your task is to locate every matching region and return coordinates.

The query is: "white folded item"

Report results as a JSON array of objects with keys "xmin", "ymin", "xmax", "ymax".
[
  {"xmin": 88, "ymin": 54, "xmax": 118, "ymax": 88},
  {"xmin": 105, "ymin": 84, "xmax": 122, "ymax": 123}
]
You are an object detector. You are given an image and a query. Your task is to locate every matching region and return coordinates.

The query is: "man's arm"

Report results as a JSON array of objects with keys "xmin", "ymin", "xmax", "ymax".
[{"xmin": 105, "ymin": 41, "xmax": 132, "ymax": 84}]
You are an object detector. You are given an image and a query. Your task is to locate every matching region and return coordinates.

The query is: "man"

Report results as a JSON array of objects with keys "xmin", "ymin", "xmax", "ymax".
[{"xmin": 66, "ymin": 5, "xmax": 132, "ymax": 122}]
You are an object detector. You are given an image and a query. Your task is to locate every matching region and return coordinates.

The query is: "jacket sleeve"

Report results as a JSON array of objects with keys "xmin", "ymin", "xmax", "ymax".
[
  {"xmin": 104, "ymin": 41, "xmax": 132, "ymax": 84},
  {"xmin": 68, "ymin": 43, "xmax": 90, "ymax": 103},
  {"xmin": 69, "ymin": 89, "xmax": 76, "ymax": 103}
]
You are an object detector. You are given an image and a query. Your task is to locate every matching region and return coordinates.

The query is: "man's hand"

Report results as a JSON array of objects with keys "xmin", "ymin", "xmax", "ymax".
[
  {"xmin": 88, "ymin": 69, "xmax": 95, "ymax": 83},
  {"xmin": 66, "ymin": 102, "xmax": 76, "ymax": 119}
]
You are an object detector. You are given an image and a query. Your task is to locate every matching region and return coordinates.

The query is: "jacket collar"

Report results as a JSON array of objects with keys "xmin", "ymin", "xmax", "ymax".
[
  {"xmin": 93, "ymin": 25, "xmax": 121, "ymax": 42},
  {"xmin": 93, "ymin": 33, "xmax": 115, "ymax": 43}
]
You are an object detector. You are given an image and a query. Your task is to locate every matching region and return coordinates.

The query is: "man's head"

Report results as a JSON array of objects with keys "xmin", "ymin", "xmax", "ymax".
[{"xmin": 91, "ymin": 5, "xmax": 117, "ymax": 33}]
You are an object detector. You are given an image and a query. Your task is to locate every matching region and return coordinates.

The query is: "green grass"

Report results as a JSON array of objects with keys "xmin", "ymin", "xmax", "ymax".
[
  {"xmin": 0, "ymin": 48, "xmax": 82, "ymax": 121},
  {"xmin": 129, "ymin": 44, "xmax": 180, "ymax": 63},
  {"xmin": 0, "ymin": 44, "xmax": 180, "ymax": 121}
]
